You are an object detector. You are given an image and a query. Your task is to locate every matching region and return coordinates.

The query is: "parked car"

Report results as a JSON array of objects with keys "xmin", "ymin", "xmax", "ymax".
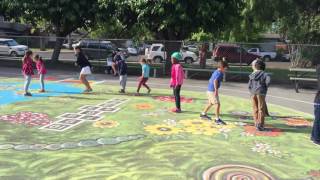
[
  {"xmin": 183, "ymin": 44, "xmax": 199, "ymax": 53},
  {"xmin": 247, "ymin": 48, "xmax": 277, "ymax": 61},
  {"xmin": 72, "ymin": 40, "xmax": 116, "ymax": 60},
  {"xmin": 212, "ymin": 44, "xmax": 260, "ymax": 65},
  {"xmin": 127, "ymin": 46, "xmax": 138, "ymax": 56},
  {"xmin": 0, "ymin": 38, "xmax": 28, "ymax": 57},
  {"xmin": 145, "ymin": 43, "xmax": 198, "ymax": 64}
]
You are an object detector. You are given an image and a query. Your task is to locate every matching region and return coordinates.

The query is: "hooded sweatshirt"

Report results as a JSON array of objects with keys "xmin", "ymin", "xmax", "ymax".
[{"xmin": 248, "ymin": 70, "xmax": 270, "ymax": 95}]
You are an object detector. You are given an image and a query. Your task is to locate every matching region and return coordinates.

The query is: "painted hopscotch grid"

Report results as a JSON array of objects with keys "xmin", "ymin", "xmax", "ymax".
[{"xmin": 39, "ymin": 98, "xmax": 129, "ymax": 132}]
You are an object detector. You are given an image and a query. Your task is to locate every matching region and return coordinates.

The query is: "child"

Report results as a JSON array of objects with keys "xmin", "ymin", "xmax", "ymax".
[
  {"xmin": 22, "ymin": 50, "xmax": 34, "ymax": 96},
  {"xmin": 200, "ymin": 60, "xmax": 229, "ymax": 125},
  {"xmin": 34, "ymin": 55, "xmax": 47, "ymax": 92},
  {"xmin": 116, "ymin": 55, "xmax": 128, "ymax": 93},
  {"xmin": 105, "ymin": 52, "xmax": 115, "ymax": 74},
  {"xmin": 136, "ymin": 58, "xmax": 151, "ymax": 95},
  {"xmin": 311, "ymin": 90, "xmax": 320, "ymax": 145},
  {"xmin": 74, "ymin": 46, "xmax": 93, "ymax": 93},
  {"xmin": 248, "ymin": 59, "xmax": 270, "ymax": 131},
  {"xmin": 170, "ymin": 52, "xmax": 185, "ymax": 113}
]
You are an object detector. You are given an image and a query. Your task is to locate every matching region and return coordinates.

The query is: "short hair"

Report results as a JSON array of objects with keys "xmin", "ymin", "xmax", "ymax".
[
  {"xmin": 75, "ymin": 46, "xmax": 82, "ymax": 51},
  {"xmin": 218, "ymin": 58, "xmax": 229, "ymax": 68},
  {"xmin": 254, "ymin": 59, "xmax": 266, "ymax": 70}
]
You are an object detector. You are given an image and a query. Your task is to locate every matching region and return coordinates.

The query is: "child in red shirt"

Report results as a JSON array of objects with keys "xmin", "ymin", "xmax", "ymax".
[
  {"xmin": 22, "ymin": 50, "xmax": 34, "ymax": 96},
  {"xmin": 34, "ymin": 54, "xmax": 47, "ymax": 92}
]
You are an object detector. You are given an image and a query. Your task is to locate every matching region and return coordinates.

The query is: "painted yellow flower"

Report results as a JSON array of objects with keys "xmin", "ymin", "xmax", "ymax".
[
  {"xmin": 144, "ymin": 124, "xmax": 181, "ymax": 135},
  {"xmin": 135, "ymin": 103, "xmax": 154, "ymax": 110},
  {"xmin": 183, "ymin": 126, "xmax": 219, "ymax": 136},
  {"xmin": 93, "ymin": 120, "xmax": 119, "ymax": 128},
  {"xmin": 179, "ymin": 119, "xmax": 213, "ymax": 128}
]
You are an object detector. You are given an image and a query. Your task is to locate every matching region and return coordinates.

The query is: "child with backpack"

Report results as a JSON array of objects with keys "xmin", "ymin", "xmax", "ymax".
[
  {"xmin": 22, "ymin": 50, "xmax": 34, "ymax": 96},
  {"xmin": 248, "ymin": 59, "xmax": 271, "ymax": 131},
  {"xmin": 34, "ymin": 55, "xmax": 47, "ymax": 92},
  {"xmin": 170, "ymin": 52, "xmax": 185, "ymax": 113},
  {"xmin": 136, "ymin": 58, "xmax": 151, "ymax": 95}
]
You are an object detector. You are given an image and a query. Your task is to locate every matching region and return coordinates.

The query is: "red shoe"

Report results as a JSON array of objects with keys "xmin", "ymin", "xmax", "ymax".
[{"xmin": 170, "ymin": 108, "xmax": 182, "ymax": 113}]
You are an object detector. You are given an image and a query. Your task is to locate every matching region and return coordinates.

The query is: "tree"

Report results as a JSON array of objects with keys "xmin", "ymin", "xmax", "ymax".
[{"xmin": 2, "ymin": 0, "xmax": 104, "ymax": 61}]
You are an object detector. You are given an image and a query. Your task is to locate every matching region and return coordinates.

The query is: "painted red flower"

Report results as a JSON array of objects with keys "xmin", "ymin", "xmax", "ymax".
[
  {"xmin": 283, "ymin": 118, "xmax": 312, "ymax": 127},
  {"xmin": 308, "ymin": 170, "xmax": 320, "ymax": 177},
  {"xmin": 0, "ymin": 112, "xmax": 52, "ymax": 127},
  {"xmin": 154, "ymin": 96, "xmax": 193, "ymax": 103},
  {"xmin": 244, "ymin": 125, "xmax": 283, "ymax": 137}
]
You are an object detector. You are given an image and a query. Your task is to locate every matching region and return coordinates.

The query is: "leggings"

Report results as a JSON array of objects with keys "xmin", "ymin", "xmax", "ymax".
[
  {"xmin": 40, "ymin": 74, "xmax": 45, "ymax": 90},
  {"xmin": 24, "ymin": 75, "xmax": 32, "ymax": 93},
  {"xmin": 173, "ymin": 85, "xmax": 181, "ymax": 109},
  {"xmin": 137, "ymin": 77, "xmax": 150, "ymax": 92}
]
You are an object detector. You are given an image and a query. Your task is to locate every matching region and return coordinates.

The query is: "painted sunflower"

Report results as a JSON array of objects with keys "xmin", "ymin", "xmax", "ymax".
[
  {"xmin": 144, "ymin": 124, "xmax": 181, "ymax": 135},
  {"xmin": 135, "ymin": 103, "xmax": 154, "ymax": 110},
  {"xmin": 183, "ymin": 126, "xmax": 219, "ymax": 136},
  {"xmin": 93, "ymin": 120, "xmax": 119, "ymax": 128},
  {"xmin": 179, "ymin": 119, "xmax": 213, "ymax": 128}
]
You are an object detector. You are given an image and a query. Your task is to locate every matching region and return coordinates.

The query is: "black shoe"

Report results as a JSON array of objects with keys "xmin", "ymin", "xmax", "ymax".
[
  {"xmin": 312, "ymin": 140, "xmax": 320, "ymax": 146},
  {"xmin": 256, "ymin": 126, "xmax": 265, "ymax": 131},
  {"xmin": 119, "ymin": 89, "xmax": 125, "ymax": 93},
  {"xmin": 200, "ymin": 114, "xmax": 212, "ymax": 120},
  {"xmin": 215, "ymin": 118, "xmax": 226, "ymax": 125},
  {"xmin": 24, "ymin": 92, "xmax": 32, "ymax": 96}
]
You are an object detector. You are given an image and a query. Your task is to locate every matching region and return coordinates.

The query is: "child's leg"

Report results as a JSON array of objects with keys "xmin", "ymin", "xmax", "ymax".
[
  {"xmin": 252, "ymin": 95, "xmax": 259, "ymax": 127},
  {"xmin": 24, "ymin": 75, "xmax": 32, "ymax": 93},
  {"xmin": 257, "ymin": 95, "xmax": 266, "ymax": 127},
  {"xmin": 40, "ymin": 74, "xmax": 45, "ymax": 90},
  {"xmin": 215, "ymin": 103, "xmax": 220, "ymax": 120},
  {"xmin": 137, "ymin": 78, "xmax": 144, "ymax": 93},
  {"xmin": 80, "ymin": 74, "xmax": 92, "ymax": 90},
  {"xmin": 174, "ymin": 85, "xmax": 181, "ymax": 109},
  {"xmin": 142, "ymin": 78, "xmax": 150, "ymax": 90},
  {"xmin": 119, "ymin": 75, "xmax": 127, "ymax": 91}
]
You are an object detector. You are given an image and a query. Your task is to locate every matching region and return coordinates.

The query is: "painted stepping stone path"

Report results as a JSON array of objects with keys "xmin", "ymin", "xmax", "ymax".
[{"xmin": 40, "ymin": 98, "xmax": 129, "ymax": 132}]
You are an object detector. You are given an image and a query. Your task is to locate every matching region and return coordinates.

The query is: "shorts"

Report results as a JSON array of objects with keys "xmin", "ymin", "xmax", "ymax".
[
  {"xmin": 207, "ymin": 91, "xmax": 220, "ymax": 105},
  {"xmin": 80, "ymin": 66, "xmax": 92, "ymax": 75}
]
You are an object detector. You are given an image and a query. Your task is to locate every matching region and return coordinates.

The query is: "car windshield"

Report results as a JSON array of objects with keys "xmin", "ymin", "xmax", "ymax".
[{"xmin": 6, "ymin": 40, "xmax": 19, "ymax": 46}]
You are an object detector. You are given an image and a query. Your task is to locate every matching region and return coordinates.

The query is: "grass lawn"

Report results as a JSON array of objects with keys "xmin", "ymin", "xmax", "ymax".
[{"xmin": 0, "ymin": 77, "xmax": 318, "ymax": 180}]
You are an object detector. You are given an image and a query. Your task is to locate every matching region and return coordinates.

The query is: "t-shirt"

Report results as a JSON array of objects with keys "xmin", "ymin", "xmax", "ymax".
[
  {"xmin": 208, "ymin": 69, "xmax": 224, "ymax": 92},
  {"xmin": 142, "ymin": 64, "xmax": 150, "ymax": 78}
]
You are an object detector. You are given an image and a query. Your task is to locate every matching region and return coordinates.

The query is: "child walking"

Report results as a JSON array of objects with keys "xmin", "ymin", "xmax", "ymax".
[
  {"xmin": 34, "ymin": 55, "xmax": 47, "ymax": 92},
  {"xmin": 200, "ymin": 60, "xmax": 229, "ymax": 125},
  {"xmin": 116, "ymin": 55, "xmax": 128, "ymax": 93},
  {"xmin": 22, "ymin": 50, "xmax": 34, "ymax": 96},
  {"xmin": 74, "ymin": 46, "xmax": 93, "ymax": 93},
  {"xmin": 136, "ymin": 58, "xmax": 151, "ymax": 95},
  {"xmin": 311, "ymin": 90, "xmax": 320, "ymax": 146},
  {"xmin": 248, "ymin": 59, "xmax": 270, "ymax": 131},
  {"xmin": 170, "ymin": 52, "xmax": 185, "ymax": 113}
]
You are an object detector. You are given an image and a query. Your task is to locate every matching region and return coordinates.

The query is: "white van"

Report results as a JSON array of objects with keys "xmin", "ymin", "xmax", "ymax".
[{"xmin": 0, "ymin": 38, "xmax": 29, "ymax": 56}]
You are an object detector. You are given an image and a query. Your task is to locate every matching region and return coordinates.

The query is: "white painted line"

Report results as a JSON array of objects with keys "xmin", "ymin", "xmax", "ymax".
[
  {"xmin": 93, "ymin": 80, "xmax": 107, "ymax": 85},
  {"xmin": 56, "ymin": 78, "xmax": 74, "ymax": 82}
]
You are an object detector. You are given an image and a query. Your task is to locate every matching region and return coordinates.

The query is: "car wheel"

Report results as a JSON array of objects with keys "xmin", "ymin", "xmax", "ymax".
[
  {"xmin": 10, "ymin": 51, "xmax": 18, "ymax": 57},
  {"xmin": 153, "ymin": 56, "xmax": 163, "ymax": 63},
  {"xmin": 184, "ymin": 57, "xmax": 193, "ymax": 64},
  {"xmin": 263, "ymin": 56, "xmax": 271, "ymax": 62}
]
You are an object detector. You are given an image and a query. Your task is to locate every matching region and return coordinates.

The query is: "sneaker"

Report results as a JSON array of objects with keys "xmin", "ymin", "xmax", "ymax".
[
  {"xmin": 39, "ymin": 89, "xmax": 45, "ymax": 93},
  {"xmin": 119, "ymin": 89, "xmax": 125, "ymax": 93},
  {"xmin": 215, "ymin": 118, "xmax": 226, "ymax": 125},
  {"xmin": 256, "ymin": 126, "xmax": 265, "ymax": 131},
  {"xmin": 200, "ymin": 114, "xmax": 212, "ymax": 120},
  {"xmin": 147, "ymin": 89, "xmax": 151, "ymax": 94},
  {"xmin": 171, "ymin": 108, "xmax": 182, "ymax": 113},
  {"xmin": 24, "ymin": 92, "xmax": 32, "ymax": 96},
  {"xmin": 312, "ymin": 140, "xmax": 320, "ymax": 146}
]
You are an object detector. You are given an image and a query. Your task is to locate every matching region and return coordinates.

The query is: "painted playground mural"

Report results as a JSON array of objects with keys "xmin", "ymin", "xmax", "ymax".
[{"xmin": 0, "ymin": 77, "xmax": 319, "ymax": 180}]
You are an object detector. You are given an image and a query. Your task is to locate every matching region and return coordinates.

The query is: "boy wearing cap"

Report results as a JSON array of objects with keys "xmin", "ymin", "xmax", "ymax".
[
  {"xmin": 170, "ymin": 52, "xmax": 185, "ymax": 113},
  {"xmin": 248, "ymin": 59, "xmax": 270, "ymax": 131},
  {"xmin": 200, "ymin": 60, "xmax": 229, "ymax": 125}
]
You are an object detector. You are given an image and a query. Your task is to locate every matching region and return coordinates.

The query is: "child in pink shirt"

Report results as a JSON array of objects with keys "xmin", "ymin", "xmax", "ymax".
[
  {"xmin": 34, "ymin": 54, "xmax": 47, "ymax": 92},
  {"xmin": 22, "ymin": 50, "xmax": 34, "ymax": 96},
  {"xmin": 170, "ymin": 52, "xmax": 185, "ymax": 113}
]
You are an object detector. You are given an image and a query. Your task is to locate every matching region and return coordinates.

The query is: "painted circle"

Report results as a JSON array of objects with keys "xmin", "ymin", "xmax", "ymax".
[{"xmin": 203, "ymin": 164, "xmax": 276, "ymax": 180}]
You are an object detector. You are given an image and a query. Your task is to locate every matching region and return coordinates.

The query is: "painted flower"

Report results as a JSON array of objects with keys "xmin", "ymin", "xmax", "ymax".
[
  {"xmin": 154, "ymin": 96, "xmax": 193, "ymax": 103},
  {"xmin": 251, "ymin": 142, "xmax": 283, "ymax": 157},
  {"xmin": 183, "ymin": 126, "xmax": 219, "ymax": 136},
  {"xmin": 308, "ymin": 170, "xmax": 320, "ymax": 177},
  {"xmin": 135, "ymin": 103, "xmax": 154, "ymax": 110},
  {"xmin": 93, "ymin": 120, "xmax": 119, "ymax": 128},
  {"xmin": 0, "ymin": 112, "xmax": 51, "ymax": 127},
  {"xmin": 179, "ymin": 119, "xmax": 213, "ymax": 128},
  {"xmin": 144, "ymin": 124, "xmax": 181, "ymax": 135},
  {"xmin": 284, "ymin": 118, "xmax": 312, "ymax": 127},
  {"xmin": 243, "ymin": 125, "xmax": 282, "ymax": 137}
]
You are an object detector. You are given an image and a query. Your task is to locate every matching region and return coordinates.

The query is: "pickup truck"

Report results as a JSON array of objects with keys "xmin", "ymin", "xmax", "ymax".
[
  {"xmin": 247, "ymin": 48, "xmax": 277, "ymax": 61},
  {"xmin": 145, "ymin": 43, "xmax": 198, "ymax": 64}
]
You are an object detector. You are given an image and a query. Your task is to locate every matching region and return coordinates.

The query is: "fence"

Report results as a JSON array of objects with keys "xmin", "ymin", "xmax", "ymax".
[{"xmin": 0, "ymin": 35, "xmax": 318, "ymax": 89}]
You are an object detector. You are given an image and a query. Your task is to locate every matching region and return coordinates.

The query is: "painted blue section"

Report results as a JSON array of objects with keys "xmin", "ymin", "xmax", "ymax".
[{"xmin": 0, "ymin": 82, "xmax": 82, "ymax": 106}]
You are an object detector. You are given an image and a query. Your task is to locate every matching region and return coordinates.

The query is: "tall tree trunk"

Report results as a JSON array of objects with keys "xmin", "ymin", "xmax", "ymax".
[{"xmin": 51, "ymin": 36, "xmax": 65, "ymax": 62}]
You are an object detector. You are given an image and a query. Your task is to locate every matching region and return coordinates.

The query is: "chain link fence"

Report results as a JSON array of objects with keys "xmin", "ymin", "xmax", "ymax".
[{"xmin": 0, "ymin": 35, "xmax": 318, "ymax": 89}]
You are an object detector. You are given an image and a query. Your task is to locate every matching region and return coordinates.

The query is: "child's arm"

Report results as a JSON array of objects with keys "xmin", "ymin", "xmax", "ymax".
[
  {"xmin": 214, "ymin": 79, "xmax": 219, "ymax": 96},
  {"xmin": 265, "ymin": 75, "xmax": 271, "ymax": 87}
]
